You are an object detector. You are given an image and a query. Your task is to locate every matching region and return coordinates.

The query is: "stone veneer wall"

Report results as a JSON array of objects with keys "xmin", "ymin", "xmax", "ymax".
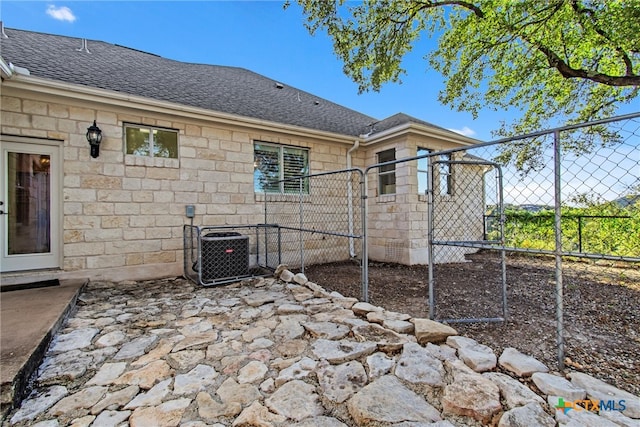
[
  {"xmin": 365, "ymin": 138, "xmax": 485, "ymax": 265},
  {"xmin": 1, "ymin": 91, "xmax": 362, "ymax": 281}
]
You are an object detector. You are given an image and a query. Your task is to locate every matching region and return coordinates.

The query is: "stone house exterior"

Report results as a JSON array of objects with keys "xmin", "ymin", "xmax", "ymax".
[{"xmin": 0, "ymin": 27, "xmax": 481, "ymax": 284}]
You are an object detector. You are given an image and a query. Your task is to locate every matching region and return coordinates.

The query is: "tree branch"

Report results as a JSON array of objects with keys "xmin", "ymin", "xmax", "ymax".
[{"xmin": 535, "ymin": 43, "xmax": 640, "ymax": 86}]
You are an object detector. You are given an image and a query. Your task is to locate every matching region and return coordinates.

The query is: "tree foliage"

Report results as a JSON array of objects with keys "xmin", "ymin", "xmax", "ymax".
[{"xmin": 291, "ymin": 0, "xmax": 640, "ymax": 170}]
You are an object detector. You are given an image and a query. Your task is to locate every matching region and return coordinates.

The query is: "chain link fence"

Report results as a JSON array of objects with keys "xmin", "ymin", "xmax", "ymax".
[
  {"xmin": 185, "ymin": 113, "xmax": 638, "ymax": 373},
  {"xmin": 262, "ymin": 168, "xmax": 365, "ymax": 289},
  {"xmin": 430, "ymin": 112, "xmax": 639, "ymax": 369}
]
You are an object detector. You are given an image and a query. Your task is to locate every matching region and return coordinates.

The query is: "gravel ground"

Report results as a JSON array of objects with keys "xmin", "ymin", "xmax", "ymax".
[{"xmin": 302, "ymin": 251, "xmax": 640, "ymax": 396}]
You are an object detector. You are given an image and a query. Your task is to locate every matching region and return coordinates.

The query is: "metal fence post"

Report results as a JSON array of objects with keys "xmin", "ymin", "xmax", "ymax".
[
  {"xmin": 553, "ymin": 129, "xmax": 565, "ymax": 370},
  {"xmin": 361, "ymin": 171, "xmax": 369, "ymax": 303}
]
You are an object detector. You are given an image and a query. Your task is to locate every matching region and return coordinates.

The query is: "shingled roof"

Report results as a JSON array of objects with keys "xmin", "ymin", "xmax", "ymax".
[{"xmin": 1, "ymin": 27, "xmax": 458, "ymax": 139}]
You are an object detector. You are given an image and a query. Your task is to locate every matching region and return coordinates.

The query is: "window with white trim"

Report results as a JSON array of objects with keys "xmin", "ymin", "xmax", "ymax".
[
  {"xmin": 417, "ymin": 147, "xmax": 431, "ymax": 195},
  {"xmin": 378, "ymin": 148, "xmax": 396, "ymax": 195},
  {"xmin": 254, "ymin": 142, "xmax": 309, "ymax": 193},
  {"xmin": 125, "ymin": 124, "xmax": 178, "ymax": 158},
  {"xmin": 439, "ymin": 153, "xmax": 453, "ymax": 195}
]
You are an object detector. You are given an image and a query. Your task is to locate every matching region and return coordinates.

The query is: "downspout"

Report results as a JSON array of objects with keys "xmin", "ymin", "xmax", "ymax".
[
  {"xmin": 346, "ymin": 140, "xmax": 360, "ymax": 257},
  {"xmin": 0, "ymin": 57, "xmax": 14, "ymax": 79}
]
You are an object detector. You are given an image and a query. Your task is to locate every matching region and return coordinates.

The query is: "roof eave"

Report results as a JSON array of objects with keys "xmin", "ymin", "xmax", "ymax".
[
  {"xmin": 360, "ymin": 122, "xmax": 481, "ymax": 146},
  {"xmin": 2, "ymin": 75, "xmax": 359, "ymax": 144}
]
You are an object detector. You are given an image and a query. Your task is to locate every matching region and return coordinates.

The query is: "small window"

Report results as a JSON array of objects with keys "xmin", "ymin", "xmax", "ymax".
[
  {"xmin": 378, "ymin": 149, "xmax": 396, "ymax": 195},
  {"xmin": 254, "ymin": 142, "xmax": 309, "ymax": 193},
  {"xmin": 439, "ymin": 153, "xmax": 453, "ymax": 195},
  {"xmin": 417, "ymin": 147, "xmax": 431, "ymax": 195},
  {"xmin": 125, "ymin": 125, "xmax": 178, "ymax": 158}
]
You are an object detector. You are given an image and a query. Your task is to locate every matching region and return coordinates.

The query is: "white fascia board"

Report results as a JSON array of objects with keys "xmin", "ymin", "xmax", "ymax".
[
  {"xmin": 361, "ymin": 122, "xmax": 482, "ymax": 147},
  {"xmin": 3, "ymin": 75, "xmax": 358, "ymax": 145}
]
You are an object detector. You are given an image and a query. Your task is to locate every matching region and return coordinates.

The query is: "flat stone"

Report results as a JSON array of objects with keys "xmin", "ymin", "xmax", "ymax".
[
  {"xmin": 352, "ymin": 323, "xmax": 410, "ymax": 352},
  {"xmin": 179, "ymin": 319, "xmax": 213, "ymax": 336},
  {"xmin": 129, "ymin": 398, "xmax": 191, "ymax": 427},
  {"xmin": 446, "ymin": 336, "xmax": 497, "ymax": 372},
  {"xmin": 275, "ymin": 357, "xmax": 317, "ymax": 386},
  {"xmin": 331, "ymin": 296, "xmax": 358, "ymax": 309},
  {"xmin": 114, "ymin": 335, "xmax": 158, "ymax": 360},
  {"xmin": 441, "ymin": 360, "xmax": 502, "ymax": 424},
  {"xmin": 86, "ymin": 362, "xmax": 127, "ymax": 386},
  {"xmin": 92, "ymin": 410, "xmax": 131, "ymax": 427},
  {"xmin": 242, "ymin": 290, "xmax": 286, "ymax": 307},
  {"xmin": 91, "ymin": 385, "xmax": 139, "ymax": 414},
  {"xmin": 238, "ymin": 360, "xmax": 268, "ymax": 384},
  {"xmin": 38, "ymin": 350, "xmax": 94, "ymax": 383},
  {"xmin": 483, "ymin": 372, "xmax": 545, "ymax": 409},
  {"xmin": 174, "ymin": 364, "xmax": 219, "ymax": 395},
  {"xmin": 276, "ymin": 303, "xmax": 305, "ymax": 314},
  {"xmin": 366, "ymin": 352, "xmax": 395, "ymax": 380},
  {"xmin": 113, "ymin": 360, "xmax": 172, "ymax": 390},
  {"xmin": 248, "ymin": 337, "xmax": 275, "ymax": 350},
  {"xmin": 131, "ymin": 338, "xmax": 181, "ymax": 367},
  {"xmin": 265, "ymin": 380, "xmax": 323, "ymax": 421},
  {"xmin": 411, "ymin": 318, "xmax": 457, "ymax": 344},
  {"xmin": 351, "ymin": 302, "xmax": 384, "ymax": 316},
  {"xmin": 395, "ymin": 342, "xmax": 446, "ymax": 386},
  {"xmin": 498, "ymin": 402, "xmax": 555, "ymax": 427},
  {"xmin": 291, "ymin": 416, "xmax": 348, "ymax": 427},
  {"xmin": 560, "ymin": 406, "xmax": 622, "ymax": 426},
  {"xmin": 382, "ymin": 319, "xmax": 414, "ymax": 334},
  {"xmin": 49, "ymin": 386, "xmax": 107, "ymax": 416},
  {"xmin": 70, "ymin": 414, "xmax": 96, "ymax": 427},
  {"xmin": 273, "ymin": 317, "xmax": 306, "ymax": 340},
  {"xmin": 196, "ymin": 392, "xmax": 242, "ymax": 420},
  {"xmin": 49, "ymin": 328, "xmax": 100, "ymax": 353},
  {"xmin": 531, "ymin": 372, "xmax": 586, "ymax": 401},
  {"xmin": 216, "ymin": 377, "xmax": 261, "ymax": 406},
  {"xmin": 273, "ymin": 264, "xmax": 289, "ymax": 278},
  {"xmin": 599, "ymin": 408, "xmax": 640, "ymax": 427},
  {"xmin": 302, "ymin": 321, "xmax": 350, "ymax": 340},
  {"xmin": 317, "ymin": 360, "xmax": 368, "ymax": 403},
  {"xmin": 424, "ymin": 343, "xmax": 458, "ymax": 362},
  {"xmin": 568, "ymin": 371, "xmax": 640, "ymax": 418},
  {"xmin": 171, "ymin": 331, "xmax": 219, "ymax": 352},
  {"xmin": 10, "ymin": 386, "xmax": 68, "ymax": 424},
  {"xmin": 347, "ymin": 375, "xmax": 441, "ymax": 424},
  {"xmin": 125, "ymin": 378, "xmax": 172, "ymax": 409},
  {"xmin": 293, "ymin": 273, "xmax": 308, "ymax": 285},
  {"xmin": 95, "ymin": 330, "xmax": 126, "ymax": 348},
  {"xmin": 311, "ymin": 339, "xmax": 377, "ymax": 364},
  {"xmin": 498, "ymin": 347, "xmax": 549, "ymax": 376},
  {"xmin": 166, "ymin": 349, "xmax": 205, "ymax": 370},
  {"xmin": 366, "ymin": 310, "xmax": 411, "ymax": 324},
  {"xmin": 242, "ymin": 326, "xmax": 272, "ymax": 342},
  {"xmin": 232, "ymin": 401, "xmax": 285, "ymax": 427},
  {"xmin": 279, "ymin": 270, "xmax": 295, "ymax": 283},
  {"xmin": 275, "ymin": 339, "xmax": 307, "ymax": 357}
]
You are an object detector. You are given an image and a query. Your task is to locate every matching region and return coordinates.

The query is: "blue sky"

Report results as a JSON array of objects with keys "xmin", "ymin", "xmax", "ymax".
[
  {"xmin": 1, "ymin": 1, "xmax": 638, "ymax": 144},
  {"xmin": 0, "ymin": 0, "xmax": 511, "ymax": 141}
]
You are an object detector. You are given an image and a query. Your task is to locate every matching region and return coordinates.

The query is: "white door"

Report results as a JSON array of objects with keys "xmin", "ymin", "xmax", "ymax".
[{"xmin": 0, "ymin": 139, "xmax": 61, "ymax": 272}]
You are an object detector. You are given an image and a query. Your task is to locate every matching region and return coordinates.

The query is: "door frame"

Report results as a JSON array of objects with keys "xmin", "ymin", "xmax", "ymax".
[{"xmin": 0, "ymin": 135, "xmax": 63, "ymax": 273}]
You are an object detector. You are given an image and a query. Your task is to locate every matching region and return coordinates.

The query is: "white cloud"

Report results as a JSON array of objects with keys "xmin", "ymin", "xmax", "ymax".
[
  {"xmin": 46, "ymin": 5, "xmax": 76, "ymax": 22},
  {"xmin": 447, "ymin": 126, "xmax": 476, "ymax": 137}
]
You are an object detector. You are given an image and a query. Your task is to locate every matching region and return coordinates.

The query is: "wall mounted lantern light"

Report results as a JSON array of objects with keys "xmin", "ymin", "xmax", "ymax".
[{"xmin": 86, "ymin": 120, "xmax": 103, "ymax": 158}]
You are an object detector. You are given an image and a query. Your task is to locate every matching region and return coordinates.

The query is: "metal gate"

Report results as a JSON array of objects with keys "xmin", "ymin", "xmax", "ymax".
[{"xmin": 428, "ymin": 156, "xmax": 507, "ymax": 323}]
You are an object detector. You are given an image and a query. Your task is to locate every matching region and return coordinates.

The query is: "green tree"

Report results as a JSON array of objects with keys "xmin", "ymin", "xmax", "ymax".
[{"xmin": 291, "ymin": 0, "xmax": 640, "ymax": 170}]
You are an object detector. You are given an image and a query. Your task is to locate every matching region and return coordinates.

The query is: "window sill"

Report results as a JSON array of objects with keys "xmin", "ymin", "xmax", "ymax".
[
  {"xmin": 377, "ymin": 194, "xmax": 396, "ymax": 203},
  {"xmin": 255, "ymin": 193, "xmax": 311, "ymax": 202},
  {"xmin": 124, "ymin": 155, "xmax": 179, "ymax": 168}
]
